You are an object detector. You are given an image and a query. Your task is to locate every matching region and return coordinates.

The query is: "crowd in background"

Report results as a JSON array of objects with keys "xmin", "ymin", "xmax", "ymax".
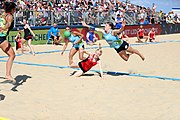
[{"xmin": 0, "ymin": 0, "xmax": 180, "ymax": 27}]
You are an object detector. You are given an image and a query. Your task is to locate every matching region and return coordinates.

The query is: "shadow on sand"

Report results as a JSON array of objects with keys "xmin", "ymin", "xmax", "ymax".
[{"xmin": 0, "ymin": 75, "xmax": 32, "ymax": 92}]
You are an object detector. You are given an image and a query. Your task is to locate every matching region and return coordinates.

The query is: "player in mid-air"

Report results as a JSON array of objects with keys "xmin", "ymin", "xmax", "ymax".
[{"xmin": 81, "ymin": 20, "xmax": 145, "ymax": 61}]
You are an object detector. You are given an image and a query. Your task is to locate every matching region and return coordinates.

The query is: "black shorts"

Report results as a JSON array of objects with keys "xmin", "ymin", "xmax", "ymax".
[
  {"xmin": 50, "ymin": 36, "xmax": 60, "ymax": 40},
  {"xmin": 115, "ymin": 40, "xmax": 129, "ymax": 53},
  {"xmin": 149, "ymin": 38, "xmax": 155, "ymax": 41},
  {"xmin": 78, "ymin": 62, "xmax": 86, "ymax": 73},
  {"xmin": 139, "ymin": 36, "xmax": 143, "ymax": 39},
  {"xmin": 24, "ymin": 35, "xmax": 33, "ymax": 40},
  {"xmin": 0, "ymin": 36, "xmax": 6, "ymax": 44}
]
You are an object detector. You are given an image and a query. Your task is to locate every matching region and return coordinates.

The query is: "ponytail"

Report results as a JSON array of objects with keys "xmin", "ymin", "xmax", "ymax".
[{"xmin": 3, "ymin": 2, "xmax": 16, "ymax": 13}]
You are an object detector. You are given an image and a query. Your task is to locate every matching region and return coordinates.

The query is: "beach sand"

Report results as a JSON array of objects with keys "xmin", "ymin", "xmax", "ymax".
[{"xmin": 0, "ymin": 33, "xmax": 180, "ymax": 120}]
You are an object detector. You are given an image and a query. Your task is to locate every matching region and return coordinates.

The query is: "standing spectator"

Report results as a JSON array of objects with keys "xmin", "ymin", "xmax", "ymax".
[
  {"xmin": 150, "ymin": 14, "xmax": 155, "ymax": 24},
  {"xmin": 152, "ymin": 3, "xmax": 156, "ymax": 15}
]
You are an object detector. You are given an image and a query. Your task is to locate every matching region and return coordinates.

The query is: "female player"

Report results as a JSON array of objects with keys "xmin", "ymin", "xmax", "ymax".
[
  {"xmin": 137, "ymin": 25, "xmax": 148, "ymax": 43},
  {"xmin": 22, "ymin": 19, "xmax": 35, "ymax": 56},
  {"xmin": 146, "ymin": 27, "xmax": 156, "ymax": 42},
  {"xmin": 81, "ymin": 21, "xmax": 145, "ymax": 61},
  {"xmin": 61, "ymin": 26, "xmax": 85, "ymax": 66},
  {"xmin": 15, "ymin": 31, "xmax": 26, "ymax": 54},
  {"xmin": 118, "ymin": 31, "xmax": 129, "ymax": 42},
  {"xmin": 0, "ymin": 2, "xmax": 16, "ymax": 82},
  {"xmin": 71, "ymin": 43, "xmax": 103, "ymax": 78}
]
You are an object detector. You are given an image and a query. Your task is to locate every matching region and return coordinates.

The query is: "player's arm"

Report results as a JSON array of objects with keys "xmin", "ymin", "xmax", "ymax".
[
  {"xmin": 112, "ymin": 20, "xmax": 126, "ymax": 35},
  {"xmin": 0, "ymin": 15, "xmax": 13, "ymax": 31},
  {"xmin": 14, "ymin": 33, "xmax": 19, "ymax": 41},
  {"xmin": 148, "ymin": 31, "xmax": 151, "ymax": 39},
  {"xmin": 73, "ymin": 31, "xmax": 84, "ymax": 44},
  {"xmin": 124, "ymin": 34, "xmax": 129, "ymax": 38},
  {"xmin": 97, "ymin": 60, "xmax": 103, "ymax": 78},
  {"xmin": 83, "ymin": 50, "xmax": 91, "ymax": 56},
  {"xmin": 81, "ymin": 21, "xmax": 104, "ymax": 33},
  {"xmin": 61, "ymin": 39, "xmax": 68, "ymax": 55}
]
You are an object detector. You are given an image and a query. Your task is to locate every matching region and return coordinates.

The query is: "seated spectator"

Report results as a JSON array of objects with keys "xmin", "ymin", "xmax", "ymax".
[
  {"xmin": 86, "ymin": 29, "xmax": 98, "ymax": 46},
  {"xmin": 143, "ymin": 18, "xmax": 149, "ymax": 24},
  {"xmin": 115, "ymin": 14, "xmax": 123, "ymax": 29},
  {"xmin": 137, "ymin": 25, "xmax": 148, "ymax": 42},
  {"xmin": 47, "ymin": 22, "xmax": 62, "ymax": 45}
]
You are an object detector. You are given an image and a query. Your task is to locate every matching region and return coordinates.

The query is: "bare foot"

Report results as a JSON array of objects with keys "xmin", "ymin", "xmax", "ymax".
[
  {"xmin": 32, "ymin": 52, "xmax": 35, "ymax": 56},
  {"xmin": 136, "ymin": 40, "xmax": 143, "ymax": 43},
  {"xmin": 141, "ymin": 56, "xmax": 145, "ymax": 61},
  {"xmin": 5, "ymin": 76, "xmax": 16, "ymax": 84},
  {"xmin": 30, "ymin": 51, "xmax": 35, "ymax": 56}
]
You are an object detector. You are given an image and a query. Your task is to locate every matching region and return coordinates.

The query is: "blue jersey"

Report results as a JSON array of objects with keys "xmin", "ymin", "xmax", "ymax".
[
  {"xmin": 115, "ymin": 17, "xmax": 122, "ymax": 29},
  {"xmin": 68, "ymin": 34, "xmax": 84, "ymax": 48},
  {"xmin": 50, "ymin": 27, "xmax": 59, "ymax": 36},
  {"xmin": 86, "ymin": 31, "xmax": 95, "ymax": 42},
  {"xmin": 103, "ymin": 30, "xmax": 123, "ymax": 49}
]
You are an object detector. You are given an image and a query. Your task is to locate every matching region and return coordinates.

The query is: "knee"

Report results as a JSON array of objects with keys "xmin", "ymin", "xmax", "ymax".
[
  {"xmin": 69, "ymin": 55, "xmax": 73, "ymax": 59},
  {"xmin": 10, "ymin": 54, "xmax": 16, "ymax": 60}
]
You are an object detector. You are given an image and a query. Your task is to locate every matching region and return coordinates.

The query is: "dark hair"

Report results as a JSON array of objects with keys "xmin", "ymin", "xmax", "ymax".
[
  {"xmin": 106, "ymin": 22, "xmax": 114, "ymax": 29},
  {"xmin": 66, "ymin": 25, "xmax": 70, "ymax": 28},
  {"xmin": 3, "ymin": 2, "xmax": 16, "ymax": 13}
]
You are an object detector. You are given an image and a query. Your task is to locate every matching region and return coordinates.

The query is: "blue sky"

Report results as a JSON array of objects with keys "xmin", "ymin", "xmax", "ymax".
[{"xmin": 130, "ymin": 0, "xmax": 180, "ymax": 13}]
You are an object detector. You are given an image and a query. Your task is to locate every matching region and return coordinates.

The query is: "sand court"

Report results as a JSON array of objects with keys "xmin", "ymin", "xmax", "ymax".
[{"xmin": 0, "ymin": 34, "xmax": 180, "ymax": 120}]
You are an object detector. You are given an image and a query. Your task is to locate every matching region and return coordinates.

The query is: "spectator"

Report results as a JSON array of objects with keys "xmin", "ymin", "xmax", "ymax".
[
  {"xmin": 115, "ymin": 14, "xmax": 123, "ymax": 29},
  {"xmin": 143, "ymin": 17, "xmax": 149, "ymax": 24},
  {"xmin": 152, "ymin": 3, "xmax": 156, "ymax": 14},
  {"xmin": 48, "ymin": 22, "xmax": 62, "ymax": 45},
  {"xmin": 86, "ymin": 29, "xmax": 98, "ymax": 46}
]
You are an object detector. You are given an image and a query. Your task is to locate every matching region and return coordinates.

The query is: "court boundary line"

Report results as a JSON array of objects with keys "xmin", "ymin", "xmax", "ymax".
[
  {"xmin": 0, "ymin": 39, "xmax": 180, "ymax": 59},
  {"xmin": 0, "ymin": 60, "xmax": 179, "ymax": 81}
]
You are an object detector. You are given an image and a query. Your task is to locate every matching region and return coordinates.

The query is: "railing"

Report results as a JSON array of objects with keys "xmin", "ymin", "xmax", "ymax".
[
  {"xmin": 13, "ymin": 10, "xmax": 125, "ymax": 27},
  {"xmin": 12, "ymin": 9, "xmax": 162, "ymax": 27}
]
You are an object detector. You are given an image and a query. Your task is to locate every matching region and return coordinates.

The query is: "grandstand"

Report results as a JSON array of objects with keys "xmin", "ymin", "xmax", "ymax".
[{"xmin": 0, "ymin": 0, "xmax": 178, "ymax": 27}]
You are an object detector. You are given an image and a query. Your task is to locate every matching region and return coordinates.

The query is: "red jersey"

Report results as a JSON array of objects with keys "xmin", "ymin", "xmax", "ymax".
[
  {"xmin": 149, "ymin": 31, "xmax": 155, "ymax": 39},
  {"xmin": 16, "ymin": 36, "xmax": 22, "ymax": 50},
  {"xmin": 138, "ymin": 29, "xmax": 144, "ymax": 37},
  {"xmin": 79, "ymin": 54, "xmax": 99, "ymax": 72}
]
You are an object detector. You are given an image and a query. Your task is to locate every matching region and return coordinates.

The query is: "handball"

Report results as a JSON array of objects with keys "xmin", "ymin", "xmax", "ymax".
[{"xmin": 64, "ymin": 31, "xmax": 71, "ymax": 38}]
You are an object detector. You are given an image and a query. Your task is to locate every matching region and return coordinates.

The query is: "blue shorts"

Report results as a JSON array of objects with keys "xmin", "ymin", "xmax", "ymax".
[{"xmin": 73, "ymin": 44, "xmax": 84, "ymax": 50}]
